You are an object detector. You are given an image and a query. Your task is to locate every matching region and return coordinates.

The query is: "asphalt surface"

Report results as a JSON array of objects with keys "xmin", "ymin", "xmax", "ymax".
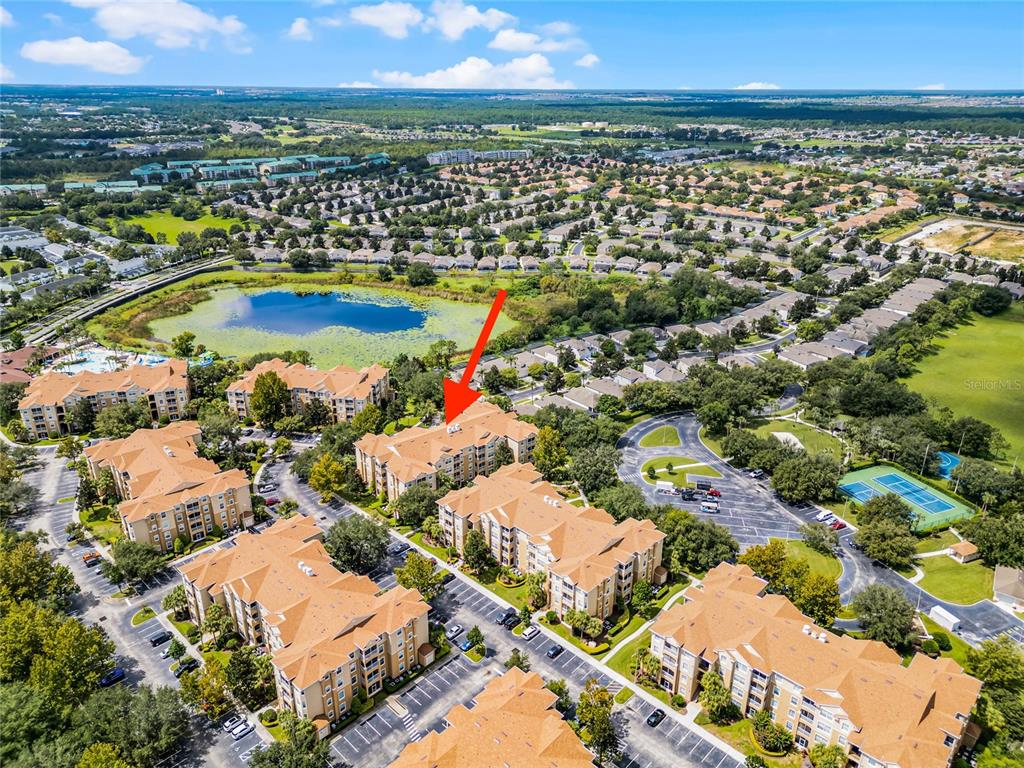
[{"xmin": 617, "ymin": 413, "xmax": 1024, "ymax": 646}]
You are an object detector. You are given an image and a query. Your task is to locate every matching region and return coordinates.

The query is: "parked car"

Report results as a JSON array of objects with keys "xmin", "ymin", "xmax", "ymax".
[
  {"xmin": 82, "ymin": 551, "xmax": 102, "ymax": 567},
  {"xmin": 222, "ymin": 715, "xmax": 245, "ymax": 733},
  {"xmin": 174, "ymin": 657, "xmax": 200, "ymax": 678},
  {"xmin": 230, "ymin": 722, "xmax": 254, "ymax": 740},
  {"xmin": 494, "ymin": 607, "xmax": 516, "ymax": 624},
  {"xmin": 814, "ymin": 509, "xmax": 833, "ymax": 522},
  {"xmin": 441, "ymin": 572, "xmax": 456, "ymax": 585},
  {"xmin": 706, "ymin": 488, "xmax": 722, "ymax": 498},
  {"xmin": 388, "ymin": 542, "xmax": 410, "ymax": 556},
  {"xmin": 679, "ymin": 489, "xmax": 697, "ymax": 501},
  {"xmin": 148, "ymin": 630, "xmax": 172, "ymax": 647},
  {"xmin": 830, "ymin": 520, "xmax": 847, "ymax": 530},
  {"xmin": 656, "ymin": 486, "xmax": 681, "ymax": 497},
  {"xmin": 458, "ymin": 637, "xmax": 474, "ymax": 652},
  {"xmin": 546, "ymin": 645, "xmax": 564, "ymax": 659},
  {"xmin": 501, "ymin": 614, "xmax": 520, "ymax": 630},
  {"xmin": 264, "ymin": 497, "xmax": 280, "ymax": 506},
  {"xmin": 646, "ymin": 709, "xmax": 666, "ymax": 727},
  {"xmin": 445, "ymin": 624, "xmax": 464, "ymax": 640},
  {"xmin": 241, "ymin": 428, "xmax": 254, "ymax": 436},
  {"xmin": 522, "ymin": 625, "xmax": 540, "ymax": 641},
  {"xmin": 748, "ymin": 469, "xmax": 765, "ymax": 479},
  {"xmin": 98, "ymin": 667, "xmax": 125, "ymax": 687},
  {"xmin": 699, "ymin": 501, "xmax": 719, "ymax": 514}
]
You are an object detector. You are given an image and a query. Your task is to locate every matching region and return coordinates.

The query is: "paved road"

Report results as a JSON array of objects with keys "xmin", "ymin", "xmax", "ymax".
[{"xmin": 618, "ymin": 413, "xmax": 1024, "ymax": 646}]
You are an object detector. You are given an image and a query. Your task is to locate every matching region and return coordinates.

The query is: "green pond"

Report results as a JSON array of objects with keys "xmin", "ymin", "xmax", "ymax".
[{"xmin": 149, "ymin": 285, "xmax": 514, "ymax": 368}]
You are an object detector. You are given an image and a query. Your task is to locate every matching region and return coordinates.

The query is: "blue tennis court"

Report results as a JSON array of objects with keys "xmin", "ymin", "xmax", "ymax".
[
  {"xmin": 838, "ymin": 481, "xmax": 881, "ymax": 503},
  {"xmin": 874, "ymin": 473, "xmax": 955, "ymax": 513}
]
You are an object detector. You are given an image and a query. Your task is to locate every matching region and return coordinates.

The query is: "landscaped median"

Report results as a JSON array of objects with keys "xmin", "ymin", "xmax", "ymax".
[{"xmin": 694, "ymin": 714, "xmax": 801, "ymax": 767}]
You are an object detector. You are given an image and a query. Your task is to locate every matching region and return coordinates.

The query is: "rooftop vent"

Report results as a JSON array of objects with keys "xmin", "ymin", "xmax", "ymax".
[
  {"xmin": 446, "ymin": 423, "xmax": 461, "ymax": 434},
  {"xmin": 802, "ymin": 624, "xmax": 811, "ymax": 635}
]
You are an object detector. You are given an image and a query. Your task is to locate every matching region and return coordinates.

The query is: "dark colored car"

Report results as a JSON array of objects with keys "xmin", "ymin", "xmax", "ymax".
[
  {"xmin": 646, "ymin": 709, "xmax": 666, "ymax": 727},
  {"xmin": 99, "ymin": 667, "xmax": 126, "ymax": 687},
  {"xmin": 149, "ymin": 630, "xmax": 172, "ymax": 647},
  {"xmin": 441, "ymin": 572, "xmax": 456, "ymax": 585},
  {"xmin": 458, "ymin": 637, "xmax": 474, "ymax": 652},
  {"xmin": 174, "ymin": 657, "xmax": 200, "ymax": 678},
  {"xmin": 495, "ymin": 607, "xmax": 516, "ymax": 624},
  {"xmin": 546, "ymin": 644, "xmax": 564, "ymax": 659},
  {"xmin": 502, "ymin": 614, "xmax": 520, "ymax": 630},
  {"xmin": 679, "ymin": 489, "xmax": 696, "ymax": 501}
]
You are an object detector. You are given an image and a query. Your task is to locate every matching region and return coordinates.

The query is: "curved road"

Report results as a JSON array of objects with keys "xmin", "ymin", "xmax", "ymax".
[{"xmin": 618, "ymin": 413, "xmax": 1024, "ymax": 647}]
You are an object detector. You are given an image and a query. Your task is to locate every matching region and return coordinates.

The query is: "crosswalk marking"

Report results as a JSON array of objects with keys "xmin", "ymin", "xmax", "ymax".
[{"xmin": 401, "ymin": 713, "xmax": 422, "ymax": 742}]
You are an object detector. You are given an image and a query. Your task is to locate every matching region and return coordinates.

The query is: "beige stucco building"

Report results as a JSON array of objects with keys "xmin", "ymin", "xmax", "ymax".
[
  {"xmin": 354, "ymin": 401, "xmax": 537, "ymax": 502},
  {"xmin": 179, "ymin": 515, "xmax": 431, "ymax": 740},
  {"xmin": 649, "ymin": 563, "xmax": 981, "ymax": 768},
  {"xmin": 226, "ymin": 358, "xmax": 390, "ymax": 424},
  {"xmin": 83, "ymin": 421, "xmax": 252, "ymax": 553},
  {"xmin": 18, "ymin": 359, "xmax": 188, "ymax": 440},
  {"xmin": 437, "ymin": 462, "xmax": 665, "ymax": 619}
]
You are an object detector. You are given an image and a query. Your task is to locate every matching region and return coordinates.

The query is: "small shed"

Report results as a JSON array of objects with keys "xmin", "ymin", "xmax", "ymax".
[{"xmin": 928, "ymin": 605, "xmax": 960, "ymax": 633}]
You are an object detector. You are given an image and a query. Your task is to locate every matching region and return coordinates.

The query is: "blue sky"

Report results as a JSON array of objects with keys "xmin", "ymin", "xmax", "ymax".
[{"xmin": 1, "ymin": 1, "xmax": 1021, "ymax": 90}]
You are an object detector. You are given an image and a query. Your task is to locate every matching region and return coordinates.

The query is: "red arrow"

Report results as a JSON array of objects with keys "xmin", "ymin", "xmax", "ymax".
[{"xmin": 444, "ymin": 289, "xmax": 507, "ymax": 424}]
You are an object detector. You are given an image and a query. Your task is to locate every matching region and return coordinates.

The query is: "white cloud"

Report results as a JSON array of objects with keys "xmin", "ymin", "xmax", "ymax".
[
  {"xmin": 21, "ymin": 36, "xmax": 144, "ymax": 74},
  {"xmin": 337, "ymin": 81, "xmax": 379, "ymax": 88},
  {"xmin": 734, "ymin": 81, "xmax": 780, "ymax": 90},
  {"xmin": 916, "ymin": 83, "xmax": 946, "ymax": 90},
  {"xmin": 373, "ymin": 53, "xmax": 572, "ymax": 89},
  {"xmin": 424, "ymin": 0, "xmax": 514, "ymax": 40},
  {"xmin": 349, "ymin": 2, "xmax": 423, "ymax": 39},
  {"xmin": 539, "ymin": 21, "xmax": 575, "ymax": 36},
  {"xmin": 574, "ymin": 53, "xmax": 599, "ymax": 68},
  {"xmin": 0, "ymin": 63, "xmax": 13, "ymax": 82},
  {"xmin": 67, "ymin": 0, "xmax": 250, "ymax": 53},
  {"xmin": 43, "ymin": 12, "xmax": 63, "ymax": 24},
  {"xmin": 1, "ymin": 7, "xmax": 13, "ymax": 26},
  {"xmin": 287, "ymin": 17, "xmax": 313, "ymax": 41},
  {"xmin": 488, "ymin": 28, "xmax": 580, "ymax": 53},
  {"xmin": 317, "ymin": 16, "xmax": 344, "ymax": 27}
]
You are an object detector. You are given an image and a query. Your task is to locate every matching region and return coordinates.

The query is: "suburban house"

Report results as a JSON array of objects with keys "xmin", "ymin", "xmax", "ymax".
[
  {"xmin": 179, "ymin": 515, "xmax": 431, "ymax": 740},
  {"xmin": 437, "ymin": 463, "xmax": 665, "ymax": 619},
  {"xmin": 994, "ymin": 567, "xmax": 1024, "ymax": 612},
  {"xmin": 226, "ymin": 359, "xmax": 390, "ymax": 423},
  {"xmin": 354, "ymin": 401, "xmax": 538, "ymax": 502},
  {"xmin": 18, "ymin": 359, "xmax": 189, "ymax": 440},
  {"xmin": 649, "ymin": 563, "xmax": 981, "ymax": 768},
  {"xmin": 83, "ymin": 421, "xmax": 252, "ymax": 553},
  {"xmin": 388, "ymin": 668, "xmax": 594, "ymax": 768}
]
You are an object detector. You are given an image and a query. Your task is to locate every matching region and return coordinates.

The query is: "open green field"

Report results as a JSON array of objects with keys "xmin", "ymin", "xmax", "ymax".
[
  {"xmin": 906, "ymin": 304, "xmax": 1024, "ymax": 464},
  {"xmin": 641, "ymin": 456, "xmax": 722, "ymax": 488},
  {"xmin": 753, "ymin": 419, "xmax": 843, "ymax": 459},
  {"xmin": 916, "ymin": 556, "xmax": 994, "ymax": 605},
  {"xmin": 639, "ymin": 425, "xmax": 681, "ymax": 448},
  {"xmin": 123, "ymin": 210, "xmax": 243, "ymax": 241},
  {"xmin": 779, "ymin": 539, "xmax": 842, "ymax": 580}
]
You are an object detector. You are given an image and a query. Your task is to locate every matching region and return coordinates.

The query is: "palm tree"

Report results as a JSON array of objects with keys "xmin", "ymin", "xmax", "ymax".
[{"xmin": 632, "ymin": 647, "xmax": 659, "ymax": 685}]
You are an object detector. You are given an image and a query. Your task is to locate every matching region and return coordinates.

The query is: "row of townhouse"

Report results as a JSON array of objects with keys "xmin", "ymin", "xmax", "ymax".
[
  {"xmin": 226, "ymin": 359, "xmax": 391, "ymax": 423},
  {"xmin": 18, "ymin": 359, "xmax": 189, "ymax": 440},
  {"xmin": 354, "ymin": 401, "xmax": 538, "ymax": 501},
  {"xmin": 650, "ymin": 563, "xmax": 982, "ymax": 768},
  {"xmin": 389, "ymin": 667, "xmax": 594, "ymax": 767},
  {"xmin": 83, "ymin": 422, "xmax": 253, "ymax": 553},
  {"xmin": 437, "ymin": 463, "xmax": 666, "ymax": 620},
  {"xmin": 179, "ymin": 515, "xmax": 432, "ymax": 740}
]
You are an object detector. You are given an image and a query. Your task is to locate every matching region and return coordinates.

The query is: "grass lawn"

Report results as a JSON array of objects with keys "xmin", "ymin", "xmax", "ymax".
[
  {"xmin": 131, "ymin": 606, "xmax": 156, "ymax": 626},
  {"xmin": 122, "ymin": 210, "xmax": 243, "ymax": 241},
  {"xmin": 915, "ymin": 530, "xmax": 960, "ymax": 554},
  {"xmin": 919, "ymin": 613, "xmax": 973, "ymax": 667},
  {"xmin": 694, "ymin": 715, "xmax": 801, "ymax": 767},
  {"xmin": 753, "ymin": 419, "xmax": 843, "ymax": 459},
  {"xmin": 906, "ymin": 304, "xmax": 1024, "ymax": 465},
  {"xmin": 81, "ymin": 505, "xmax": 123, "ymax": 546},
  {"xmin": 640, "ymin": 456, "xmax": 722, "ymax": 488},
  {"xmin": 202, "ymin": 650, "xmax": 233, "ymax": 667},
  {"xmin": 170, "ymin": 617, "xmax": 198, "ymax": 637},
  {"xmin": 778, "ymin": 539, "xmax": 841, "ymax": 580},
  {"xmin": 699, "ymin": 427, "xmax": 725, "ymax": 458},
  {"xmin": 639, "ymin": 425, "xmax": 681, "ymax": 448},
  {"xmin": 408, "ymin": 532, "xmax": 453, "ymax": 562},
  {"xmin": 57, "ymin": 495, "xmax": 76, "ymax": 504},
  {"xmin": 606, "ymin": 631, "xmax": 651, "ymax": 679},
  {"xmin": 465, "ymin": 646, "xmax": 485, "ymax": 663},
  {"xmin": 916, "ymin": 556, "xmax": 994, "ymax": 605},
  {"xmin": 614, "ymin": 688, "xmax": 634, "ymax": 704},
  {"xmin": 539, "ymin": 616, "xmax": 609, "ymax": 656},
  {"xmin": 266, "ymin": 722, "xmax": 288, "ymax": 742},
  {"xmin": 474, "ymin": 569, "xmax": 529, "ymax": 609}
]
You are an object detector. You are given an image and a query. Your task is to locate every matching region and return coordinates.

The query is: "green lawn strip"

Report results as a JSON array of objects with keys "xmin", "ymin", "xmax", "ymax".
[
  {"xmin": 752, "ymin": 419, "xmax": 843, "ymax": 459},
  {"xmin": 694, "ymin": 715, "xmax": 801, "ymax": 767},
  {"xmin": 918, "ymin": 613, "xmax": 972, "ymax": 667},
  {"xmin": 512, "ymin": 624, "xmax": 524, "ymax": 636},
  {"xmin": 639, "ymin": 425, "xmax": 682, "ymax": 448},
  {"xmin": 57, "ymin": 495, "xmax": 76, "ymax": 504},
  {"xmin": 603, "ymin": 581, "xmax": 688, "ymax": 654},
  {"xmin": 202, "ymin": 650, "xmax": 233, "ymax": 667},
  {"xmin": 469, "ymin": 568, "xmax": 529, "ymax": 609},
  {"xmin": 698, "ymin": 427, "xmax": 725, "ymax": 459},
  {"xmin": 915, "ymin": 529, "xmax": 960, "ymax": 554},
  {"xmin": 408, "ymin": 532, "xmax": 453, "ymax": 562},
  {"xmin": 538, "ymin": 616, "xmax": 609, "ymax": 656},
  {"xmin": 778, "ymin": 539, "xmax": 841, "ymax": 580},
  {"xmin": 170, "ymin": 617, "xmax": 198, "ymax": 637},
  {"xmin": 131, "ymin": 606, "xmax": 156, "ymax": 626},
  {"xmin": 465, "ymin": 646, "xmax": 485, "ymax": 663},
  {"xmin": 915, "ymin": 556, "xmax": 994, "ymax": 605},
  {"xmin": 266, "ymin": 722, "xmax": 287, "ymax": 742},
  {"xmin": 640, "ymin": 456, "xmax": 722, "ymax": 488},
  {"xmin": 606, "ymin": 631, "xmax": 652, "ymax": 678},
  {"xmin": 905, "ymin": 304, "xmax": 1024, "ymax": 464},
  {"xmin": 613, "ymin": 687, "xmax": 634, "ymax": 704},
  {"xmin": 80, "ymin": 505, "xmax": 123, "ymax": 546}
]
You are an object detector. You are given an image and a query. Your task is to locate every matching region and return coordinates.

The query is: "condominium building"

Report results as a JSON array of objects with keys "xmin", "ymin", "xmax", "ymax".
[
  {"xmin": 389, "ymin": 667, "xmax": 594, "ymax": 768},
  {"xmin": 18, "ymin": 359, "xmax": 188, "ymax": 440},
  {"xmin": 437, "ymin": 463, "xmax": 666, "ymax": 619},
  {"xmin": 426, "ymin": 148, "xmax": 533, "ymax": 165},
  {"xmin": 226, "ymin": 359, "xmax": 390, "ymax": 424},
  {"xmin": 649, "ymin": 563, "xmax": 982, "ymax": 768},
  {"xmin": 83, "ymin": 421, "xmax": 252, "ymax": 553},
  {"xmin": 354, "ymin": 401, "xmax": 538, "ymax": 501},
  {"xmin": 179, "ymin": 515, "xmax": 432, "ymax": 740}
]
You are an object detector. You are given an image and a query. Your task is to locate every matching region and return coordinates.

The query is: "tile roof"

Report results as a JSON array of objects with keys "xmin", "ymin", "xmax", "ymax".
[
  {"xmin": 227, "ymin": 358, "xmax": 388, "ymax": 400},
  {"xmin": 652, "ymin": 564, "xmax": 981, "ymax": 768},
  {"xmin": 389, "ymin": 668, "xmax": 594, "ymax": 768},
  {"xmin": 19, "ymin": 359, "xmax": 187, "ymax": 409}
]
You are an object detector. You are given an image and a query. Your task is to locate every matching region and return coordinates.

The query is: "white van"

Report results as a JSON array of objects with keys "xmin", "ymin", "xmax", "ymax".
[
  {"xmin": 814, "ymin": 509, "xmax": 834, "ymax": 522},
  {"xmin": 700, "ymin": 501, "xmax": 719, "ymax": 514}
]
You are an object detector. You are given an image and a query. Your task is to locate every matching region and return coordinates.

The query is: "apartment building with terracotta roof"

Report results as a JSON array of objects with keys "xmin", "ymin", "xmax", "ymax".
[
  {"xmin": 354, "ymin": 401, "xmax": 538, "ymax": 501},
  {"xmin": 437, "ymin": 463, "xmax": 665, "ymax": 619},
  {"xmin": 18, "ymin": 359, "xmax": 188, "ymax": 440},
  {"xmin": 179, "ymin": 515, "xmax": 432, "ymax": 740},
  {"xmin": 226, "ymin": 358, "xmax": 390, "ymax": 424},
  {"xmin": 649, "ymin": 563, "xmax": 981, "ymax": 768},
  {"xmin": 389, "ymin": 667, "xmax": 594, "ymax": 768},
  {"xmin": 84, "ymin": 421, "xmax": 252, "ymax": 553}
]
